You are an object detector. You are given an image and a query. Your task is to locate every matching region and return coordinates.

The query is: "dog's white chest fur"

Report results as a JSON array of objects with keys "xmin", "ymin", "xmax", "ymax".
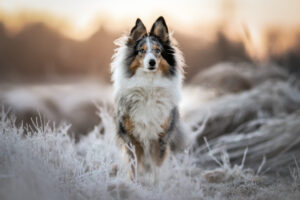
[
  {"xmin": 125, "ymin": 87, "xmax": 173, "ymax": 143},
  {"xmin": 114, "ymin": 69, "xmax": 182, "ymax": 145}
]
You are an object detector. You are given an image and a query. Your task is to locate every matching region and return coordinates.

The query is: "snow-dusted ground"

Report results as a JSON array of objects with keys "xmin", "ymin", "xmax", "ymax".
[{"xmin": 1, "ymin": 63, "xmax": 300, "ymax": 200}]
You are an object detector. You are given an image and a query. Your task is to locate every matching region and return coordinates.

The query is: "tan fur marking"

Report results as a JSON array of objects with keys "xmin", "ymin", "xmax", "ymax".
[
  {"xmin": 129, "ymin": 58, "xmax": 140, "ymax": 75},
  {"xmin": 158, "ymin": 118, "xmax": 170, "ymax": 138},
  {"xmin": 126, "ymin": 134, "xmax": 144, "ymax": 179},
  {"xmin": 159, "ymin": 58, "xmax": 170, "ymax": 76},
  {"xmin": 150, "ymin": 140, "xmax": 169, "ymax": 166},
  {"xmin": 123, "ymin": 115, "xmax": 135, "ymax": 134},
  {"xmin": 152, "ymin": 44, "xmax": 159, "ymax": 50},
  {"xmin": 162, "ymin": 118, "xmax": 169, "ymax": 131},
  {"xmin": 123, "ymin": 115, "xmax": 144, "ymax": 164},
  {"xmin": 123, "ymin": 115, "xmax": 145, "ymax": 179},
  {"xmin": 140, "ymin": 43, "xmax": 148, "ymax": 51},
  {"xmin": 127, "ymin": 38, "xmax": 135, "ymax": 46}
]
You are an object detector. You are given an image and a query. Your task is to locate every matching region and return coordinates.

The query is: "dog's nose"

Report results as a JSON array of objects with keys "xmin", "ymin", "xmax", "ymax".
[{"xmin": 149, "ymin": 59, "xmax": 156, "ymax": 67}]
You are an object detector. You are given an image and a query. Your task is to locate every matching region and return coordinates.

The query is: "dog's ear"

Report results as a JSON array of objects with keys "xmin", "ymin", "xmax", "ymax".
[
  {"xmin": 150, "ymin": 16, "xmax": 169, "ymax": 42},
  {"xmin": 129, "ymin": 18, "xmax": 147, "ymax": 42}
]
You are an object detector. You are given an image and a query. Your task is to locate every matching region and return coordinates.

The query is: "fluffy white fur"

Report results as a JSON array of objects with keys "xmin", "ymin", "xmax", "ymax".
[{"xmin": 111, "ymin": 35, "xmax": 185, "ymax": 147}]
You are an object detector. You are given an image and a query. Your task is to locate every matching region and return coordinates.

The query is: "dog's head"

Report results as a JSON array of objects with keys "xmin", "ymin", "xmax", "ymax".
[{"xmin": 125, "ymin": 17, "xmax": 177, "ymax": 77}]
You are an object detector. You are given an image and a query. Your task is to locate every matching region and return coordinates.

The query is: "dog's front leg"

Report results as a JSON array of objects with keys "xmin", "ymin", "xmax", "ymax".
[
  {"xmin": 154, "ymin": 107, "xmax": 178, "ymax": 165},
  {"xmin": 117, "ymin": 115, "xmax": 144, "ymax": 180}
]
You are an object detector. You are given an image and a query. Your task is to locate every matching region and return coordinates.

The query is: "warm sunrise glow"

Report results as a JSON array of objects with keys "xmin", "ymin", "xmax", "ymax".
[
  {"xmin": 1, "ymin": 0, "xmax": 300, "ymax": 60},
  {"xmin": 1, "ymin": 0, "xmax": 300, "ymax": 38},
  {"xmin": 0, "ymin": 0, "xmax": 220, "ymax": 39}
]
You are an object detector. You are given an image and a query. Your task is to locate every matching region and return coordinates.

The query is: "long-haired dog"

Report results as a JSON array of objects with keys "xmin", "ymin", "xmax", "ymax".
[{"xmin": 111, "ymin": 16, "xmax": 186, "ymax": 180}]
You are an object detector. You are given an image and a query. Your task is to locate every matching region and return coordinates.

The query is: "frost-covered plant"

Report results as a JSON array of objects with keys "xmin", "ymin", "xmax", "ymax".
[{"xmin": 1, "ymin": 98, "xmax": 300, "ymax": 200}]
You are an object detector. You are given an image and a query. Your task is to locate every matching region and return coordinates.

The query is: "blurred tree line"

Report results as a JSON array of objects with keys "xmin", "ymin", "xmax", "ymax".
[{"xmin": 0, "ymin": 21, "xmax": 299, "ymax": 83}]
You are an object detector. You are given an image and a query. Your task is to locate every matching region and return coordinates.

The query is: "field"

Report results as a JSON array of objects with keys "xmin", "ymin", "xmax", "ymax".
[{"xmin": 1, "ymin": 62, "xmax": 300, "ymax": 200}]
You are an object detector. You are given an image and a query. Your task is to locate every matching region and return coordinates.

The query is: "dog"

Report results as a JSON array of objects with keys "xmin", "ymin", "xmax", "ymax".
[{"xmin": 111, "ymin": 16, "xmax": 186, "ymax": 180}]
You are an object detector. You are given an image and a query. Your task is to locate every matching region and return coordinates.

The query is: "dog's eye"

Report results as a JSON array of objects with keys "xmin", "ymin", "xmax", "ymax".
[
  {"xmin": 154, "ymin": 48, "xmax": 161, "ymax": 54},
  {"xmin": 138, "ymin": 49, "xmax": 146, "ymax": 54}
]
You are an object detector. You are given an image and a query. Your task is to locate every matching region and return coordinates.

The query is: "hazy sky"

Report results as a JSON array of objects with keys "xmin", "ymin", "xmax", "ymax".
[
  {"xmin": 1, "ymin": 0, "xmax": 300, "ymax": 39},
  {"xmin": 1, "ymin": 0, "xmax": 217, "ymax": 28}
]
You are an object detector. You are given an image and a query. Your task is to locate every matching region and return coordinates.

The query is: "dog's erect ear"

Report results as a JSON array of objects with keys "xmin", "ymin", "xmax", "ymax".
[
  {"xmin": 129, "ymin": 18, "xmax": 147, "ymax": 42},
  {"xmin": 150, "ymin": 16, "xmax": 169, "ymax": 42}
]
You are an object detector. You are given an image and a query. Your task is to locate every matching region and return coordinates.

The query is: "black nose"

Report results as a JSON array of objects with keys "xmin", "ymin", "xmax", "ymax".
[{"xmin": 149, "ymin": 59, "xmax": 156, "ymax": 67}]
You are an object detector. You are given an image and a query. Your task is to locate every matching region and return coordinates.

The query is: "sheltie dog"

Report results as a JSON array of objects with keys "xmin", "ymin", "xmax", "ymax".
[{"xmin": 111, "ymin": 16, "xmax": 186, "ymax": 180}]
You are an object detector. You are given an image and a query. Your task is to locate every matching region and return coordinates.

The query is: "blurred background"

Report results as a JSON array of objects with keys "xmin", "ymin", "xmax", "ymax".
[
  {"xmin": 1, "ymin": 0, "xmax": 300, "ymax": 82},
  {"xmin": 2, "ymin": 3, "xmax": 300, "ymax": 198},
  {"xmin": 0, "ymin": 0, "xmax": 300, "ymax": 142}
]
